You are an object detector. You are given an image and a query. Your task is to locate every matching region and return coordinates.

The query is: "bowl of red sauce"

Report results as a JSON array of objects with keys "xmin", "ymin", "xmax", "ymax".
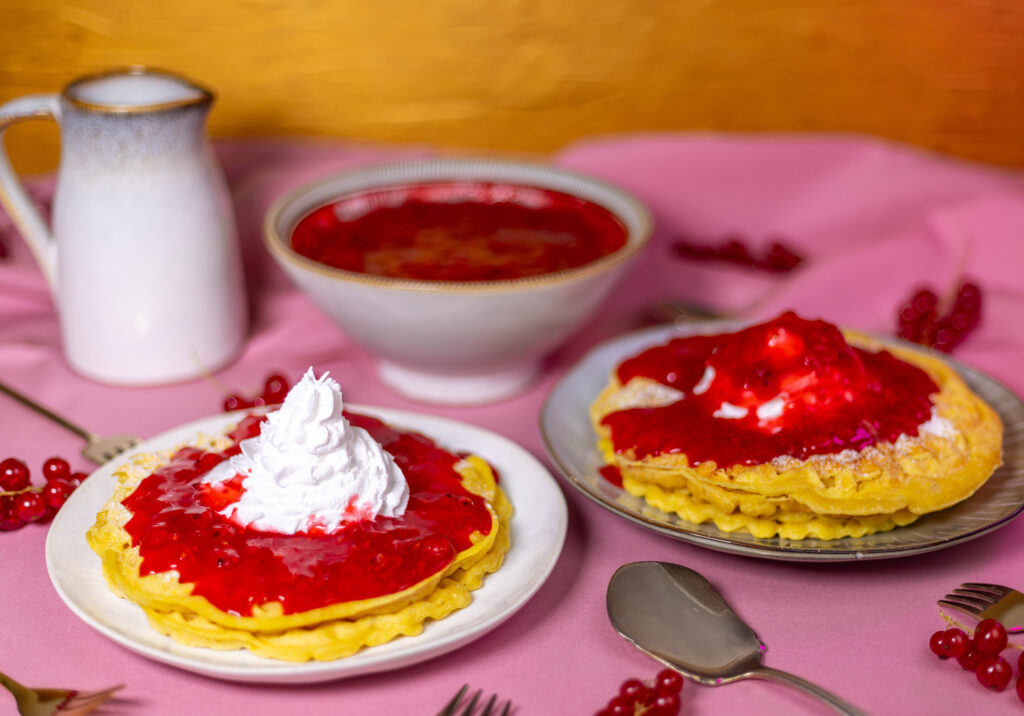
[{"xmin": 263, "ymin": 158, "xmax": 652, "ymax": 404}]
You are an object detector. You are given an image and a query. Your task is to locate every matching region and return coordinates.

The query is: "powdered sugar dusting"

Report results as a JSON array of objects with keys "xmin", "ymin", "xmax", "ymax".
[{"xmin": 919, "ymin": 412, "xmax": 957, "ymax": 439}]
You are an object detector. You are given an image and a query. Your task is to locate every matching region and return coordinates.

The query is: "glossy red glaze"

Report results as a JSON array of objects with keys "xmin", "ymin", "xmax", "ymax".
[
  {"xmin": 599, "ymin": 464, "xmax": 623, "ymax": 488},
  {"xmin": 290, "ymin": 182, "xmax": 627, "ymax": 281},
  {"xmin": 121, "ymin": 413, "xmax": 494, "ymax": 616},
  {"xmin": 602, "ymin": 312, "xmax": 939, "ymax": 468}
]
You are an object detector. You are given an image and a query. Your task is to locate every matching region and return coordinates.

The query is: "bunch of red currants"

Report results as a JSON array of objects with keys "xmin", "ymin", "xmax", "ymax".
[
  {"xmin": 0, "ymin": 456, "xmax": 86, "ymax": 530},
  {"xmin": 930, "ymin": 620, "xmax": 1024, "ymax": 700},
  {"xmin": 595, "ymin": 669, "xmax": 684, "ymax": 716},
  {"xmin": 222, "ymin": 373, "xmax": 291, "ymax": 412},
  {"xmin": 671, "ymin": 234, "xmax": 803, "ymax": 273},
  {"xmin": 896, "ymin": 281, "xmax": 982, "ymax": 353}
]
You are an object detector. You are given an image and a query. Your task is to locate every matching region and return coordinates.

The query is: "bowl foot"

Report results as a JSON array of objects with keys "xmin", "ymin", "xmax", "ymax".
[{"xmin": 377, "ymin": 360, "xmax": 538, "ymax": 405}]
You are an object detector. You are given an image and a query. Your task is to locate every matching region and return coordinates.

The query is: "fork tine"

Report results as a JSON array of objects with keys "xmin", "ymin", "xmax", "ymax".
[
  {"xmin": 961, "ymin": 582, "xmax": 1013, "ymax": 596},
  {"xmin": 458, "ymin": 689, "xmax": 482, "ymax": 716},
  {"xmin": 437, "ymin": 686, "xmax": 511, "ymax": 716},
  {"xmin": 950, "ymin": 590, "xmax": 999, "ymax": 607},
  {"xmin": 938, "ymin": 598, "xmax": 985, "ymax": 616},
  {"xmin": 478, "ymin": 693, "xmax": 498, "ymax": 716},
  {"xmin": 437, "ymin": 685, "xmax": 469, "ymax": 716}
]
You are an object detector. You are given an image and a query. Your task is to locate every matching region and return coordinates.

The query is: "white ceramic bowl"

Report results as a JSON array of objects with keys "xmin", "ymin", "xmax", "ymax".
[{"xmin": 263, "ymin": 157, "xmax": 652, "ymax": 404}]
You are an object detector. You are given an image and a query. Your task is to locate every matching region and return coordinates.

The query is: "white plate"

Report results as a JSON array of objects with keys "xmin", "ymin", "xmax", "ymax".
[
  {"xmin": 46, "ymin": 406, "xmax": 567, "ymax": 683},
  {"xmin": 541, "ymin": 322, "xmax": 1024, "ymax": 562}
]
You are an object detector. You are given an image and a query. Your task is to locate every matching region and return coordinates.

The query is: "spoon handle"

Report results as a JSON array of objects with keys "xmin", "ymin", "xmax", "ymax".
[{"xmin": 750, "ymin": 666, "xmax": 868, "ymax": 716}]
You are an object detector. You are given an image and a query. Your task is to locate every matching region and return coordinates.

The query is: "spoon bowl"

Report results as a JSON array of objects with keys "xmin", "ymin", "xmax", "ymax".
[{"xmin": 607, "ymin": 561, "xmax": 866, "ymax": 714}]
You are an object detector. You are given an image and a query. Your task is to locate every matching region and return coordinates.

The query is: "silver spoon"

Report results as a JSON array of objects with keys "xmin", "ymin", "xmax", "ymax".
[{"xmin": 607, "ymin": 561, "xmax": 867, "ymax": 715}]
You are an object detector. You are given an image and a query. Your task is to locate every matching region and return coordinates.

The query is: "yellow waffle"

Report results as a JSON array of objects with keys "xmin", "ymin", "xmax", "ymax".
[
  {"xmin": 135, "ymin": 487, "xmax": 512, "ymax": 661},
  {"xmin": 620, "ymin": 470, "xmax": 921, "ymax": 540},
  {"xmin": 593, "ymin": 332, "xmax": 1002, "ymax": 539},
  {"xmin": 88, "ymin": 440, "xmax": 512, "ymax": 661}
]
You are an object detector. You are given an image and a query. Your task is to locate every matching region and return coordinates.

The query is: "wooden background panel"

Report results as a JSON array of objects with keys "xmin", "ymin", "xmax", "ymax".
[{"xmin": 1, "ymin": 0, "xmax": 1023, "ymax": 174}]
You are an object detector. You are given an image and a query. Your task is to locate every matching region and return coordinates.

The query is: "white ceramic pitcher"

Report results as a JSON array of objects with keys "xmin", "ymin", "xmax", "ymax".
[{"xmin": 0, "ymin": 67, "xmax": 247, "ymax": 385}]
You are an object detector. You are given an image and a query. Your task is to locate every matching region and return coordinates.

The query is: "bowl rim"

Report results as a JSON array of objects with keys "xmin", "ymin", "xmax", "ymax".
[{"xmin": 262, "ymin": 156, "xmax": 653, "ymax": 294}]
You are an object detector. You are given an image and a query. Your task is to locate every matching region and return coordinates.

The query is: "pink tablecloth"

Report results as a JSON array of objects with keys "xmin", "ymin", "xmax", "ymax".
[{"xmin": 3, "ymin": 134, "xmax": 1024, "ymax": 715}]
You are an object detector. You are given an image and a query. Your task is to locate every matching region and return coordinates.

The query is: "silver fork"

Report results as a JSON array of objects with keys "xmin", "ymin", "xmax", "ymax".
[
  {"xmin": 938, "ymin": 582, "xmax": 1024, "ymax": 634},
  {"xmin": 0, "ymin": 379, "xmax": 139, "ymax": 465},
  {"xmin": 436, "ymin": 685, "xmax": 512, "ymax": 716}
]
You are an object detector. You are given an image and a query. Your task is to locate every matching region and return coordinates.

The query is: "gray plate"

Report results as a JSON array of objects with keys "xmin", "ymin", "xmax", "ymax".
[{"xmin": 540, "ymin": 322, "xmax": 1024, "ymax": 562}]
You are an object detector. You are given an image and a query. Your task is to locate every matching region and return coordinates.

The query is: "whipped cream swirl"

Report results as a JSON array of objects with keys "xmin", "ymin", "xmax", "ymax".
[{"xmin": 202, "ymin": 368, "xmax": 409, "ymax": 534}]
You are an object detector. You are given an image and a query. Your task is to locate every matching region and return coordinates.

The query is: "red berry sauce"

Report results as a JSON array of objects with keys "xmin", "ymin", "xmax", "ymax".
[
  {"xmin": 290, "ymin": 182, "xmax": 628, "ymax": 281},
  {"xmin": 599, "ymin": 465, "xmax": 623, "ymax": 488},
  {"xmin": 121, "ymin": 413, "xmax": 494, "ymax": 616},
  {"xmin": 601, "ymin": 312, "xmax": 940, "ymax": 468}
]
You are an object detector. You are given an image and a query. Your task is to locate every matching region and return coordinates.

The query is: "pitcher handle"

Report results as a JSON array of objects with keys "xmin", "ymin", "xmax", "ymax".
[{"xmin": 0, "ymin": 93, "xmax": 60, "ymax": 288}]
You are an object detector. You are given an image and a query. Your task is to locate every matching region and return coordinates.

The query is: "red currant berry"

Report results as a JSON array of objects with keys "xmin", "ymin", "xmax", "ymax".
[
  {"xmin": 690, "ymin": 243, "xmax": 716, "ymax": 261},
  {"xmin": 897, "ymin": 324, "xmax": 921, "ymax": 342},
  {"xmin": 605, "ymin": 696, "xmax": 632, "ymax": 716},
  {"xmin": 64, "ymin": 471, "xmax": 87, "ymax": 489},
  {"xmin": 1018, "ymin": 650, "xmax": 1024, "ymax": 674},
  {"xmin": 974, "ymin": 619, "xmax": 1008, "ymax": 655},
  {"xmin": 650, "ymin": 691, "xmax": 682, "ymax": 716},
  {"xmin": 895, "ymin": 287, "xmax": 944, "ymax": 348},
  {"xmin": 671, "ymin": 238, "xmax": 701, "ymax": 260},
  {"xmin": 655, "ymin": 668, "xmax": 684, "ymax": 694},
  {"xmin": 935, "ymin": 628, "xmax": 969, "ymax": 659},
  {"xmin": 932, "ymin": 313, "xmax": 971, "ymax": 352},
  {"xmin": 949, "ymin": 310, "xmax": 978, "ymax": 332},
  {"xmin": 931, "ymin": 327, "xmax": 956, "ymax": 352},
  {"xmin": 976, "ymin": 655, "xmax": 1013, "ymax": 691},
  {"xmin": 956, "ymin": 281, "xmax": 982, "ymax": 311},
  {"xmin": 929, "ymin": 630, "xmax": 950, "ymax": 658},
  {"xmin": 223, "ymin": 394, "xmax": 252, "ymax": 412},
  {"xmin": 1017, "ymin": 674, "xmax": 1024, "ymax": 704},
  {"xmin": 957, "ymin": 644, "xmax": 981, "ymax": 671},
  {"xmin": 262, "ymin": 373, "xmax": 290, "ymax": 404},
  {"xmin": 911, "ymin": 288, "xmax": 938, "ymax": 316},
  {"xmin": 0, "ymin": 496, "xmax": 24, "ymax": 531},
  {"xmin": 897, "ymin": 303, "xmax": 919, "ymax": 325},
  {"xmin": 41, "ymin": 456, "xmax": 71, "ymax": 483},
  {"xmin": 42, "ymin": 480, "xmax": 73, "ymax": 510},
  {"xmin": 618, "ymin": 678, "xmax": 647, "ymax": 705},
  {"xmin": 14, "ymin": 491, "xmax": 46, "ymax": 523},
  {"xmin": 720, "ymin": 239, "xmax": 753, "ymax": 265},
  {"xmin": 763, "ymin": 241, "xmax": 803, "ymax": 271},
  {"xmin": 0, "ymin": 458, "xmax": 30, "ymax": 491}
]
